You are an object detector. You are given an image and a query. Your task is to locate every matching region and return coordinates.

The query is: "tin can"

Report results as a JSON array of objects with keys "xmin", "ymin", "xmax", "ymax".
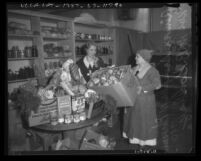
[
  {"xmin": 64, "ymin": 115, "xmax": 73, "ymax": 124},
  {"xmin": 79, "ymin": 112, "xmax": 86, "ymax": 121},
  {"xmin": 58, "ymin": 117, "xmax": 64, "ymax": 124},
  {"xmin": 73, "ymin": 114, "xmax": 80, "ymax": 123}
]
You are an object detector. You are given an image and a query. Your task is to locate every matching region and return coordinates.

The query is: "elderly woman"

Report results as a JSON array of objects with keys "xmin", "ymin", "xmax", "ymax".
[
  {"xmin": 123, "ymin": 49, "xmax": 161, "ymax": 149},
  {"xmin": 76, "ymin": 41, "xmax": 107, "ymax": 82}
]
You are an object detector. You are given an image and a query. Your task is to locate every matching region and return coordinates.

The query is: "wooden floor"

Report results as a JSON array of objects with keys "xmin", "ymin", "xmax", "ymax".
[{"xmin": 8, "ymin": 87, "xmax": 193, "ymax": 154}]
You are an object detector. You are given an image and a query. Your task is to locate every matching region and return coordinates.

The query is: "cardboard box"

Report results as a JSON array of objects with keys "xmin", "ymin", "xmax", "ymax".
[
  {"xmin": 71, "ymin": 95, "xmax": 85, "ymax": 113},
  {"xmin": 28, "ymin": 99, "xmax": 58, "ymax": 127},
  {"xmin": 91, "ymin": 71, "xmax": 138, "ymax": 107},
  {"xmin": 57, "ymin": 95, "xmax": 72, "ymax": 117}
]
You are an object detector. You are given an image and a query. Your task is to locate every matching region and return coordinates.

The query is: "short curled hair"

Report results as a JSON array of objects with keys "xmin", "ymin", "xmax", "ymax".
[{"xmin": 81, "ymin": 40, "xmax": 96, "ymax": 55}]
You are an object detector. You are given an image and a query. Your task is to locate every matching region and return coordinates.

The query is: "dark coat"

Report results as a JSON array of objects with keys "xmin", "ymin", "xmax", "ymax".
[
  {"xmin": 123, "ymin": 66, "xmax": 161, "ymax": 141},
  {"xmin": 76, "ymin": 57, "xmax": 107, "ymax": 82}
]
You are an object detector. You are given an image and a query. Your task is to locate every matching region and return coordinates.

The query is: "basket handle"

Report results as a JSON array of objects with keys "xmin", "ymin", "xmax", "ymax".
[{"xmin": 79, "ymin": 128, "xmax": 88, "ymax": 150}]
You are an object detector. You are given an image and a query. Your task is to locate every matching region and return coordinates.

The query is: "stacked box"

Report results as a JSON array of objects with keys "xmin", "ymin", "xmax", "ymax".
[{"xmin": 28, "ymin": 99, "xmax": 57, "ymax": 127}]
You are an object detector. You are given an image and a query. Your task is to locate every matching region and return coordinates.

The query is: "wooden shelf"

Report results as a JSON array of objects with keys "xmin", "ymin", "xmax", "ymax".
[
  {"xmin": 44, "ymin": 56, "xmax": 70, "ymax": 60},
  {"xmin": 8, "ymin": 34, "xmax": 38, "ymax": 39},
  {"xmin": 43, "ymin": 36, "xmax": 69, "ymax": 41},
  {"xmin": 75, "ymin": 39, "xmax": 113, "ymax": 42},
  {"xmin": 8, "ymin": 77, "xmax": 36, "ymax": 83},
  {"xmin": 8, "ymin": 57, "xmax": 37, "ymax": 61},
  {"xmin": 76, "ymin": 54, "xmax": 112, "ymax": 58}
]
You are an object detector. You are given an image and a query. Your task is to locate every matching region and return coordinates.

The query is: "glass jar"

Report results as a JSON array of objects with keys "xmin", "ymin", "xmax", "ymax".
[{"xmin": 17, "ymin": 49, "xmax": 22, "ymax": 58}]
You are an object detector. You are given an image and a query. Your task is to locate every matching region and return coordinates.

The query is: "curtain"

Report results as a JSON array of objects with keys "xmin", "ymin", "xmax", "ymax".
[{"xmin": 114, "ymin": 27, "xmax": 144, "ymax": 66}]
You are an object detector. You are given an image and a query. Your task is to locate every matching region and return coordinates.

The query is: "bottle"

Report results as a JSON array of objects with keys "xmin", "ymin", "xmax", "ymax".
[
  {"xmin": 32, "ymin": 45, "xmax": 37, "ymax": 57},
  {"xmin": 84, "ymin": 34, "xmax": 88, "ymax": 40},
  {"xmin": 8, "ymin": 50, "xmax": 12, "ymax": 58},
  {"xmin": 12, "ymin": 46, "xmax": 17, "ymax": 58},
  {"xmin": 109, "ymin": 46, "xmax": 113, "ymax": 55},
  {"xmin": 10, "ymin": 48, "xmax": 14, "ymax": 58},
  {"xmin": 97, "ymin": 34, "xmax": 100, "ymax": 40},
  {"xmin": 35, "ymin": 46, "xmax": 38, "ymax": 57},
  {"xmin": 8, "ymin": 69, "xmax": 12, "ymax": 80},
  {"xmin": 24, "ymin": 47, "xmax": 27, "ymax": 57},
  {"xmin": 88, "ymin": 34, "xmax": 92, "ymax": 40},
  {"xmin": 27, "ymin": 47, "xmax": 32, "ymax": 58},
  {"xmin": 76, "ymin": 32, "xmax": 81, "ymax": 39},
  {"xmin": 15, "ymin": 71, "xmax": 19, "ymax": 80},
  {"xmin": 21, "ymin": 49, "xmax": 25, "ymax": 58},
  {"xmin": 105, "ymin": 46, "xmax": 108, "ymax": 55},
  {"xmin": 17, "ymin": 49, "xmax": 22, "ymax": 58},
  {"xmin": 80, "ymin": 33, "xmax": 85, "ymax": 39}
]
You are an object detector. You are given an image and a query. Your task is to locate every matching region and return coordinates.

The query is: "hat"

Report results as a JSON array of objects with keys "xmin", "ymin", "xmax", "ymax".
[{"xmin": 137, "ymin": 49, "xmax": 153, "ymax": 62}]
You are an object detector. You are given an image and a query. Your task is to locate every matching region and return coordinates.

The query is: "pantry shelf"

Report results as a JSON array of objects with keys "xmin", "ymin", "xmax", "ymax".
[
  {"xmin": 8, "ymin": 34, "xmax": 38, "ymax": 39},
  {"xmin": 75, "ymin": 39, "xmax": 114, "ymax": 42},
  {"xmin": 8, "ymin": 77, "xmax": 36, "ymax": 84},
  {"xmin": 8, "ymin": 57, "xmax": 37, "ymax": 61}
]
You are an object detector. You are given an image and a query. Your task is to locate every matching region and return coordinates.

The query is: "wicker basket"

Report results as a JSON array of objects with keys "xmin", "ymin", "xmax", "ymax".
[{"xmin": 79, "ymin": 129, "xmax": 112, "ymax": 150}]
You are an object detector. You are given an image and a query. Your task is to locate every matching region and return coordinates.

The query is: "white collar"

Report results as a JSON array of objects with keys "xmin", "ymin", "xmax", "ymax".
[{"xmin": 83, "ymin": 56, "xmax": 94, "ymax": 68}]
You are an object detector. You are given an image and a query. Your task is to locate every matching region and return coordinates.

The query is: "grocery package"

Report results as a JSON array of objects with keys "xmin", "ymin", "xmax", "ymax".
[
  {"xmin": 28, "ymin": 98, "xmax": 57, "ymax": 127},
  {"xmin": 71, "ymin": 95, "xmax": 86, "ymax": 123},
  {"xmin": 88, "ymin": 65, "xmax": 138, "ymax": 107}
]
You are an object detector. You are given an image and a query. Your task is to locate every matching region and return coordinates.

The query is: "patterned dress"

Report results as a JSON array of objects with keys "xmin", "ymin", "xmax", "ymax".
[{"xmin": 123, "ymin": 66, "xmax": 161, "ymax": 146}]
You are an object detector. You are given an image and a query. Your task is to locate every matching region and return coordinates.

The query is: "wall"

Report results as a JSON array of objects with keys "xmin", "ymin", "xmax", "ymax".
[
  {"xmin": 116, "ymin": 9, "xmax": 150, "ymax": 32},
  {"xmin": 55, "ymin": 8, "xmax": 150, "ymax": 32},
  {"xmin": 150, "ymin": 3, "xmax": 191, "ymax": 31}
]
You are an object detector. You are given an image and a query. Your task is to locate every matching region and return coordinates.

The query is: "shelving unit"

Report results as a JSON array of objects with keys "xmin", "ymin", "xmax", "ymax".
[
  {"xmin": 7, "ymin": 10, "xmax": 74, "ymax": 94},
  {"xmin": 8, "ymin": 57, "xmax": 37, "ymax": 61},
  {"xmin": 44, "ymin": 56, "xmax": 70, "ymax": 60},
  {"xmin": 7, "ymin": 10, "xmax": 117, "ymax": 94},
  {"xmin": 8, "ymin": 78, "xmax": 36, "ymax": 84}
]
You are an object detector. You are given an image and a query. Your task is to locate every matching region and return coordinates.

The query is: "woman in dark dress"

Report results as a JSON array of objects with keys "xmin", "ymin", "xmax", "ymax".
[
  {"xmin": 76, "ymin": 41, "xmax": 107, "ymax": 83},
  {"xmin": 123, "ymin": 49, "xmax": 161, "ymax": 149}
]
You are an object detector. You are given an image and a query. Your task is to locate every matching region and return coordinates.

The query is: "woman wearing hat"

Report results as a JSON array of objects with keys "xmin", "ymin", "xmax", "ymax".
[{"xmin": 123, "ymin": 49, "xmax": 161, "ymax": 149}]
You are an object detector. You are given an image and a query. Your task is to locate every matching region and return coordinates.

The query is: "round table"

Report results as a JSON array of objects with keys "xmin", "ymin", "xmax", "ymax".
[
  {"xmin": 32, "ymin": 106, "xmax": 107, "ymax": 132},
  {"xmin": 30, "ymin": 101, "xmax": 107, "ymax": 150}
]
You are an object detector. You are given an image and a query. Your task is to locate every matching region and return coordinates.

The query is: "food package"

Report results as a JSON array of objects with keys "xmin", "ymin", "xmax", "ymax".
[
  {"xmin": 57, "ymin": 95, "xmax": 72, "ymax": 118},
  {"xmin": 28, "ymin": 98, "xmax": 58, "ymax": 127},
  {"xmin": 71, "ymin": 95, "xmax": 85, "ymax": 113},
  {"xmin": 88, "ymin": 65, "xmax": 138, "ymax": 107}
]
